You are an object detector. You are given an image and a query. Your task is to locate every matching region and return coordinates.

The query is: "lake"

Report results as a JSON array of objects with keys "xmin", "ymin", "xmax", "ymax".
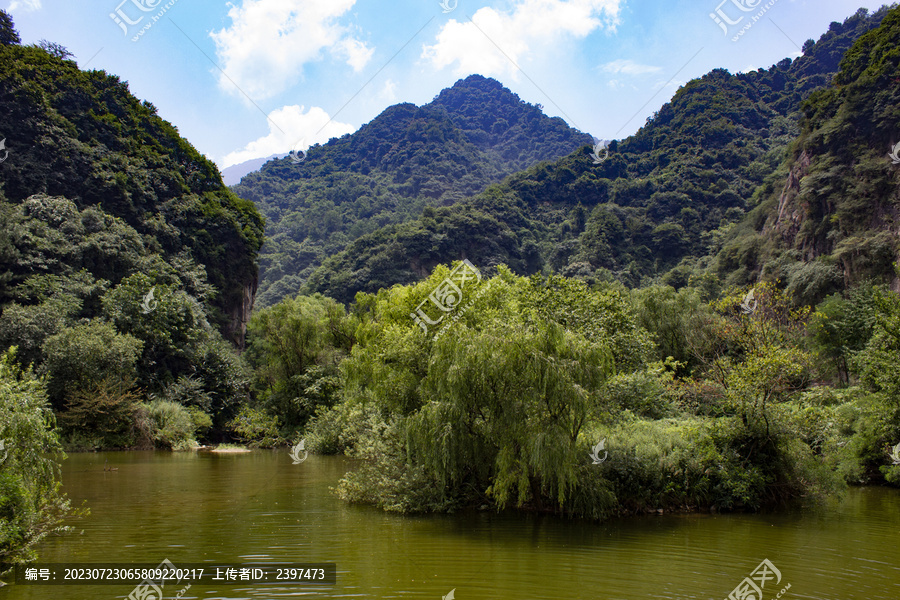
[{"xmin": 5, "ymin": 450, "xmax": 899, "ymax": 599}]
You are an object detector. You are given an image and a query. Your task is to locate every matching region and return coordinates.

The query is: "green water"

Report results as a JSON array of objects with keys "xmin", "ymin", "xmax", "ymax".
[{"xmin": 4, "ymin": 451, "xmax": 899, "ymax": 599}]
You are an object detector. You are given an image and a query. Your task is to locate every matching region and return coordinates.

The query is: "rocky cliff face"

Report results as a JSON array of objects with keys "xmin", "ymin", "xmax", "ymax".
[
  {"xmin": 769, "ymin": 150, "xmax": 812, "ymax": 256},
  {"xmin": 719, "ymin": 7, "xmax": 900, "ymax": 298},
  {"xmin": 764, "ymin": 144, "xmax": 899, "ymax": 289},
  {"xmin": 227, "ymin": 279, "xmax": 257, "ymax": 350}
]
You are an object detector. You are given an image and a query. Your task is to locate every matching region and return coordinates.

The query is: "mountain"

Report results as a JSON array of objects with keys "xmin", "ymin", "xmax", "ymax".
[
  {"xmin": 232, "ymin": 75, "xmax": 594, "ymax": 307},
  {"xmin": 221, "ymin": 154, "xmax": 284, "ymax": 186},
  {"xmin": 714, "ymin": 6, "xmax": 900, "ymax": 301},
  {"xmin": 0, "ymin": 30, "xmax": 264, "ymax": 345},
  {"xmin": 302, "ymin": 7, "xmax": 891, "ymax": 304}
]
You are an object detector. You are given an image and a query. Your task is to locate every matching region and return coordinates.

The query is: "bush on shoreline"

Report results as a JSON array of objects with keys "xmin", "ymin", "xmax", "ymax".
[{"xmin": 0, "ymin": 349, "xmax": 85, "ymax": 572}]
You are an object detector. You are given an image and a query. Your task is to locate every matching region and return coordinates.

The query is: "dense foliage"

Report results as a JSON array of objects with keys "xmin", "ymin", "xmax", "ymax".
[
  {"xmin": 0, "ymin": 195, "xmax": 249, "ymax": 449},
  {"xmin": 299, "ymin": 268, "xmax": 894, "ymax": 517},
  {"xmin": 0, "ymin": 18, "xmax": 257, "ymax": 449},
  {"xmin": 233, "ymin": 75, "xmax": 593, "ymax": 307},
  {"xmin": 2, "ymin": 4, "xmax": 900, "ymax": 569},
  {"xmin": 0, "ymin": 349, "xmax": 84, "ymax": 572},
  {"xmin": 716, "ymin": 6, "xmax": 900, "ymax": 294},
  {"xmin": 0, "ymin": 11, "xmax": 267, "ymax": 562},
  {"xmin": 242, "ymin": 294, "xmax": 352, "ymax": 441},
  {"xmin": 0, "ymin": 32, "xmax": 264, "ymax": 342},
  {"xmin": 304, "ymin": 8, "xmax": 891, "ymax": 303}
]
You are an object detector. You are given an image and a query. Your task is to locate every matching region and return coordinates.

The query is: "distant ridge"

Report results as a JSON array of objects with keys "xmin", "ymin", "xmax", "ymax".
[{"xmin": 222, "ymin": 154, "xmax": 284, "ymax": 186}]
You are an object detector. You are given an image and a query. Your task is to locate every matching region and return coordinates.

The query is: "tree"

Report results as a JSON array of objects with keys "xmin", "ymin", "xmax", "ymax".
[
  {"xmin": 57, "ymin": 377, "xmax": 143, "ymax": 449},
  {"xmin": 701, "ymin": 283, "xmax": 813, "ymax": 432},
  {"xmin": 803, "ymin": 285, "xmax": 900, "ymax": 485},
  {"xmin": 41, "ymin": 320, "xmax": 143, "ymax": 410},
  {"xmin": 0, "ymin": 348, "xmax": 83, "ymax": 570},
  {"xmin": 808, "ymin": 286, "xmax": 879, "ymax": 385},
  {"xmin": 102, "ymin": 273, "xmax": 249, "ymax": 429},
  {"xmin": 854, "ymin": 288, "xmax": 900, "ymax": 418},
  {"xmin": 36, "ymin": 40, "xmax": 72, "ymax": 60},
  {"xmin": 633, "ymin": 285, "xmax": 710, "ymax": 371},
  {"xmin": 245, "ymin": 294, "xmax": 349, "ymax": 433},
  {"xmin": 410, "ymin": 320, "xmax": 614, "ymax": 511},
  {"xmin": 327, "ymin": 268, "xmax": 655, "ymax": 515},
  {"xmin": 0, "ymin": 295, "xmax": 79, "ymax": 369},
  {"xmin": 0, "ymin": 10, "xmax": 20, "ymax": 45}
]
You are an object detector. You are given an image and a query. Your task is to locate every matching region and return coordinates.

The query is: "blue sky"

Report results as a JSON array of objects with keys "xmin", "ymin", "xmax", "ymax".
[{"xmin": 6, "ymin": 0, "xmax": 888, "ymax": 169}]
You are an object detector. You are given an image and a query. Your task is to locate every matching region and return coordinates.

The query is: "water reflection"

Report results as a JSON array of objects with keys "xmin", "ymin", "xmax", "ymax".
[{"xmin": 5, "ymin": 451, "xmax": 898, "ymax": 600}]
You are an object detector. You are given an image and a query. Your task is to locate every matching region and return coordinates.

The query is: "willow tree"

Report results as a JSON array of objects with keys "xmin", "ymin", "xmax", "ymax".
[
  {"xmin": 409, "ymin": 320, "xmax": 613, "ymax": 511},
  {"xmin": 0, "ymin": 349, "xmax": 84, "ymax": 571},
  {"xmin": 330, "ymin": 267, "xmax": 648, "ymax": 515}
]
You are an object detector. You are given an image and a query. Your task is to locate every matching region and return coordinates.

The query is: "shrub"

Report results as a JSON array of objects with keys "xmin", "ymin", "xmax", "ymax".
[
  {"xmin": 227, "ymin": 406, "xmax": 282, "ymax": 448},
  {"xmin": 145, "ymin": 400, "xmax": 200, "ymax": 450},
  {"xmin": 57, "ymin": 378, "xmax": 142, "ymax": 449},
  {"xmin": 305, "ymin": 401, "xmax": 382, "ymax": 456},
  {"xmin": 604, "ymin": 364, "xmax": 677, "ymax": 419}
]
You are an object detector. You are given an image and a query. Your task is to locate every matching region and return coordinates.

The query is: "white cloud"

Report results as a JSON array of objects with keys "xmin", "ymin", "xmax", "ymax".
[
  {"xmin": 380, "ymin": 79, "xmax": 397, "ymax": 103},
  {"xmin": 338, "ymin": 37, "xmax": 375, "ymax": 72},
  {"xmin": 600, "ymin": 59, "xmax": 662, "ymax": 76},
  {"xmin": 8, "ymin": 0, "xmax": 41, "ymax": 11},
  {"xmin": 422, "ymin": 0, "xmax": 621, "ymax": 79},
  {"xmin": 210, "ymin": 0, "xmax": 373, "ymax": 100},
  {"xmin": 221, "ymin": 104, "xmax": 355, "ymax": 167}
]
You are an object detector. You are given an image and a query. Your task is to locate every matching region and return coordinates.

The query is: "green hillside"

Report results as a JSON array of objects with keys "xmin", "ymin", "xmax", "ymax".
[
  {"xmin": 0, "ymin": 18, "xmax": 264, "ymax": 435},
  {"xmin": 303, "ymin": 7, "xmax": 890, "ymax": 304},
  {"xmin": 0, "ymin": 34, "xmax": 264, "ymax": 343},
  {"xmin": 288, "ymin": 7, "xmax": 900, "ymax": 520},
  {"xmin": 233, "ymin": 75, "xmax": 593, "ymax": 307},
  {"xmin": 4, "ymin": 8, "xmax": 900, "ymax": 567},
  {"xmin": 716, "ymin": 7, "xmax": 900, "ymax": 301}
]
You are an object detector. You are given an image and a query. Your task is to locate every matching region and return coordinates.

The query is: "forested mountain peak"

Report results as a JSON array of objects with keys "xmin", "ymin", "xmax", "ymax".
[
  {"xmin": 303, "ymin": 6, "xmax": 892, "ymax": 304},
  {"xmin": 0, "ymin": 32, "xmax": 264, "ymax": 345},
  {"xmin": 429, "ymin": 74, "xmax": 569, "ymax": 159},
  {"xmin": 234, "ymin": 75, "xmax": 593, "ymax": 307}
]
